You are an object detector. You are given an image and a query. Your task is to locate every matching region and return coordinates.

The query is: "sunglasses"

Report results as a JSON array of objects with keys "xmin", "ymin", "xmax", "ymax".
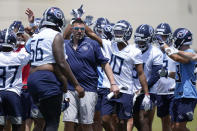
[{"xmin": 72, "ymin": 27, "xmax": 85, "ymax": 31}]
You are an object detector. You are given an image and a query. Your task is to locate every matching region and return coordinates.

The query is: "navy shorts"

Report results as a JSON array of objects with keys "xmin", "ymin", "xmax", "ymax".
[
  {"xmin": 156, "ymin": 94, "xmax": 174, "ymax": 118},
  {"xmin": 133, "ymin": 93, "xmax": 156, "ymax": 113},
  {"xmin": 21, "ymin": 89, "xmax": 34, "ymax": 121},
  {"xmin": 27, "ymin": 70, "xmax": 63, "ymax": 103},
  {"xmin": 171, "ymin": 98, "xmax": 197, "ymax": 122},
  {"xmin": 101, "ymin": 88, "xmax": 134, "ymax": 120},
  {"xmin": 95, "ymin": 88, "xmax": 108, "ymax": 111},
  {"xmin": 0, "ymin": 90, "xmax": 22, "ymax": 125}
]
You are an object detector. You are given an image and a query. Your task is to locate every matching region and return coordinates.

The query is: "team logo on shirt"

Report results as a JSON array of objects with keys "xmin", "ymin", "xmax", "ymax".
[{"xmin": 82, "ymin": 45, "xmax": 88, "ymax": 51}]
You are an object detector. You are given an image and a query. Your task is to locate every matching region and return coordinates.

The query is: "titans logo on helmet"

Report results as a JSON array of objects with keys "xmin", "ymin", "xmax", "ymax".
[{"xmin": 177, "ymin": 29, "xmax": 188, "ymax": 39}]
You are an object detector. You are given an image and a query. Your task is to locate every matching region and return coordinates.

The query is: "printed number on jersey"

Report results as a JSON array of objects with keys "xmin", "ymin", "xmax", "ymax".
[
  {"xmin": 30, "ymin": 39, "xmax": 44, "ymax": 62},
  {"xmin": 0, "ymin": 66, "xmax": 19, "ymax": 88},
  {"xmin": 176, "ymin": 64, "xmax": 197, "ymax": 85},
  {"xmin": 109, "ymin": 54, "xmax": 124, "ymax": 75},
  {"xmin": 191, "ymin": 64, "xmax": 197, "ymax": 85},
  {"xmin": 163, "ymin": 60, "xmax": 168, "ymax": 70}
]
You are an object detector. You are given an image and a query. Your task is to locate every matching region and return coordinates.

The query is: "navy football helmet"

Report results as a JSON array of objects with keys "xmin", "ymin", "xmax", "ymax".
[
  {"xmin": 9, "ymin": 21, "xmax": 22, "ymax": 31},
  {"xmin": 155, "ymin": 23, "xmax": 173, "ymax": 46},
  {"xmin": 41, "ymin": 7, "xmax": 66, "ymax": 32},
  {"xmin": 93, "ymin": 17, "xmax": 110, "ymax": 38},
  {"xmin": 103, "ymin": 24, "xmax": 114, "ymax": 41},
  {"xmin": 16, "ymin": 24, "xmax": 24, "ymax": 35},
  {"xmin": 0, "ymin": 29, "xmax": 17, "ymax": 50},
  {"xmin": 113, "ymin": 20, "xmax": 132, "ymax": 45},
  {"xmin": 134, "ymin": 24, "xmax": 154, "ymax": 51},
  {"xmin": 173, "ymin": 28, "xmax": 192, "ymax": 49}
]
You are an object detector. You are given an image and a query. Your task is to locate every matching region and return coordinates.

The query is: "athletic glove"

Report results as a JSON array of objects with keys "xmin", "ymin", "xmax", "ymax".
[
  {"xmin": 84, "ymin": 15, "xmax": 94, "ymax": 26},
  {"xmin": 70, "ymin": 5, "xmax": 85, "ymax": 19},
  {"xmin": 142, "ymin": 95, "xmax": 151, "ymax": 111},
  {"xmin": 164, "ymin": 47, "xmax": 178, "ymax": 56}
]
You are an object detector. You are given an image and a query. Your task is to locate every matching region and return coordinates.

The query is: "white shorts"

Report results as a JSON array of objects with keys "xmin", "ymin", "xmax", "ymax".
[{"xmin": 63, "ymin": 90, "xmax": 98, "ymax": 124}]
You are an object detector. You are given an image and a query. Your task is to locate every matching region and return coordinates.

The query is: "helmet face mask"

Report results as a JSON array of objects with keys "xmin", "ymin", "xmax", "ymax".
[
  {"xmin": 113, "ymin": 20, "xmax": 132, "ymax": 45},
  {"xmin": 94, "ymin": 26, "xmax": 104, "ymax": 38},
  {"xmin": 93, "ymin": 17, "xmax": 109, "ymax": 38},
  {"xmin": 134, "ymin": 24, "xmax": 153, "ymax": 51},
  {"xmin": 135, "ymin": 40, "xmax": 149, "ymax": 51},
  {"xmin": 113, "ymin": 29, "xmax": 126, "ymax": 42},
  {"xmin": 155, "ymin": 23, "xmax": 173, "ymax": 46}
]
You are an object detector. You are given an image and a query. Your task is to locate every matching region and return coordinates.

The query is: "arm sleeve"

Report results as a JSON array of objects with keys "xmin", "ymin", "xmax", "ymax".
[{"xmin": 148, "ymin": 64, "xmax": 162, "ymax": 88}]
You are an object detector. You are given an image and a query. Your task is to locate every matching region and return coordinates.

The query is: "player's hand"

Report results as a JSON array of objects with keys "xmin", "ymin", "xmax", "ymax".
[
  {"xmin": 75, "ymin": 85, "xmax": 85, "ymax": 98},
  {"xmin": 110, "ymin": 84, "xmax": 119, "ymax": 97},
  {"xmin": 70, "ymin": 5, "xmax": 85, "ymax": 18},
  {"xmin": 142, "ymin": 94, "xmax": 151, "ymax": 111},
  {"xmin": 25, "ymin": 8, "xmax": 35, "ymax": 23},
  {"xmin": 84, "ymin": 15, "xmax": 93, "ymax": 26},
  {"xmin": 154, "ymin": 34, "xmax": 165, "ymax": 47}
]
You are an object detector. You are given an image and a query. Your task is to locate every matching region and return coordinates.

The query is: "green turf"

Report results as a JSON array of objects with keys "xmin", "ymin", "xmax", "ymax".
[{"xmin": 58, "ymin": 108, "xmax": 197, "ymax": 131}]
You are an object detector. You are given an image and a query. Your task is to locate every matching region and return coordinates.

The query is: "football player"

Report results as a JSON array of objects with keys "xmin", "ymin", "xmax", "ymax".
[
  {"xmin": 0, "ymin": 29, "xmax": 30, "ymax": 131},
  {"xmin": 27, "ymin": 7, "xmax": 84, "ymax": 131},
  {"xmin": 133, "ymin": 24, "xmax": 163, "ymax": 131},
  {"xmin": 156, "ymin": 27, "xmax": 197, "ymax": 131},
  {"xmin": 85, "ymin": 20, "xmax": 151, "ymax": 131},
  {"xmin": 154, "ymin": 23, "xmax": 176, "ymax": 131}
]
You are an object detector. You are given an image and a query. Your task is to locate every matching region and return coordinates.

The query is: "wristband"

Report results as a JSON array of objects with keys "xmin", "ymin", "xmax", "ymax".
[
  {"xmin": 29, "ymin": 22, "xmax": 35, "ymax": 27},
  {"xmin": 165, "ymin": 47, "xmax": 178, "ymax": 56},
  {"xmin": 111, "ymin": 84, "xmax": 116, "ymax": 86}
]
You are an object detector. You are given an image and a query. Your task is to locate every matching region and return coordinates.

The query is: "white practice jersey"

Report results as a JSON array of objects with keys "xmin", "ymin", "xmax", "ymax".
[
  {"xmin": 30, "ymin": 28, "xmax": 67, "ymax": 66},
  {"xmin": 154, "ymin": 53, "xmax": 176, "ymax": 95},
  {"xmin": 0, "ymin": 48, "xmax": 30, "ymax": 95},
  {"xmin": 97, "ymin": 39, "xmax": 112, "ymax": 89},
  {"xmin": 133, "ymin": 45, "xmax": 163, "ymax": 93},
  {"xmin": 102, "ymin": 42, "xmax": 143, "ymax": 94}
]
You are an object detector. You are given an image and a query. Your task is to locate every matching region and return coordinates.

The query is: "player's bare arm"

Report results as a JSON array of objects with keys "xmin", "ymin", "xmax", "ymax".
[
  {"xmin": 101, "ymin": 62, "xmax": 119, "ymax": 96},
  {"xmin": 135, "ymin": 64, "xmax": 149, "ymax": 95}
]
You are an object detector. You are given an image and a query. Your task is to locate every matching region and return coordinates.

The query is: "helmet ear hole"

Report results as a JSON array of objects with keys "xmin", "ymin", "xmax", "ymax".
[{"xmin": 155, "ymin": 23, "xmax": 173, "ymax": 45}]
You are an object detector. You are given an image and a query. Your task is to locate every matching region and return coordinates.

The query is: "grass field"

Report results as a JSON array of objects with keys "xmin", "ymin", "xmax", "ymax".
[{"xmin": 57, "ymin": 108, "xmax": 197, "ymax": 131}]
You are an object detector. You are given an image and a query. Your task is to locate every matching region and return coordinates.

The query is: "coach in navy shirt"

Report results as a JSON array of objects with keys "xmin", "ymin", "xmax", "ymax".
[
  {"xmin": 65, "ymin": 36, "xmax": 107, "ymax": 92},
  {"xmin": 63, "ymin": 18, "xmax": 119, "ymax": 131}
]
